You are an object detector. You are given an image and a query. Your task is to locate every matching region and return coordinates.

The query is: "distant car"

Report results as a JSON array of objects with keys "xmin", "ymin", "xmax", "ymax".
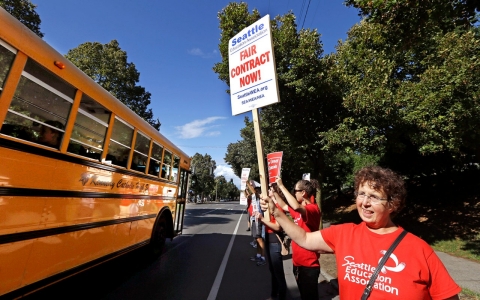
[
  {"xmin": 220, "ymin": 199, "xmax": 225, "ymax": 202},
  {"xmin": 196, "ymin": 199, "xmax": 202, "ymax": 204}
]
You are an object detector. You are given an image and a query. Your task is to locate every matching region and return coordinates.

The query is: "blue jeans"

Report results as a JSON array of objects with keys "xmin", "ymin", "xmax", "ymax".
[{"xmin": 266, "ymin": 234, "xmax": 287, "ymax": 300}]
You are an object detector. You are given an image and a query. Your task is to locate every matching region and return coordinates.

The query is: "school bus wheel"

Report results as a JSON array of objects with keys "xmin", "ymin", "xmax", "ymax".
[{"xmin": 150, "ymin": 216, "xmax": 167, "ymax": 257}]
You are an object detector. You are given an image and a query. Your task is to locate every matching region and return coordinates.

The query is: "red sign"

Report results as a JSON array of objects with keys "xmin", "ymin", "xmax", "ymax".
[{"xmin": 267, "ymin": 151, "xmax": 283, "ymax": 184}]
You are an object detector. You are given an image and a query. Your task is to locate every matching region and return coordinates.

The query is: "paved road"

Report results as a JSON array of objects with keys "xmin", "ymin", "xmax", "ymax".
[{"xmin": 21, "ymin": 201, "xmax": 477, "ymax": 299}]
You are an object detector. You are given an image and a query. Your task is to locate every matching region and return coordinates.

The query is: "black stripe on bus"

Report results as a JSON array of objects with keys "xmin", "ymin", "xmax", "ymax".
[
  {"xmin": 0, "ymin": 186, "xmax": 175, "ymax": 200},
  {"xmin": 1, "ymin": 240, "xmax": 149, "ymax": 300},
  {"xmin": 0, "ymin": 138, "xmax": 174, "ymax": 183},
  {"xmin": 0, "ymin": 213, "xmax": 157, "ymax": 245}
]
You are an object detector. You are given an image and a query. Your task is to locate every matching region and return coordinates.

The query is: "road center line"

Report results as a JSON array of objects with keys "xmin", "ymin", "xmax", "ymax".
[{"xmin": 207, "ymin": 210, "xmax": 244, "ymax": 300}]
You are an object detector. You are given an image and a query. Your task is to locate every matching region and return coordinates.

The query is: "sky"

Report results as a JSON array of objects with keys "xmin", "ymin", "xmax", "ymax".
[{"xmin": 34, "ymin": 0, "xmax": 360, "ymax": 187}]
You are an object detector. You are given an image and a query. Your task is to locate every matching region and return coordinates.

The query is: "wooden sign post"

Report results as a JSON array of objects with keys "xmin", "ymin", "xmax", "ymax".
[
  {"xmin": 228, "ymin": 15, "xmax": 280, "ymax": 221},
  {"xmin": 252, "ymin": 108, "xmax": 269, "ymax": 219}
]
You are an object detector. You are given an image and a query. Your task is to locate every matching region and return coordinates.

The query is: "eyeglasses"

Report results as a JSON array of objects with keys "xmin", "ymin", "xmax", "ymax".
[
  {"xmin": 355, "ymin": 191, "xmax": 388, "ymax": 204},
  {"xmin": 292, "ymin": 189, "xmax": 303, "ymax": 194}
]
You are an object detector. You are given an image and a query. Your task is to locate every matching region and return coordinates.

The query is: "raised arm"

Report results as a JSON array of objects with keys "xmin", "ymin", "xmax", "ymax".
[
  {"xmin": 260, "ymin": 194, "xmax": 332, "ymax": 253},
  {"xmin": 276, "ymin": 177, "xmax": 307, "ymax": 217},
  {"xmin": 271, "ymin": 190, "xmax": 289, "ymax": 212},
  {"xmin": 257, "ymin": 212, "xmax": 281, "ymax": 232}
]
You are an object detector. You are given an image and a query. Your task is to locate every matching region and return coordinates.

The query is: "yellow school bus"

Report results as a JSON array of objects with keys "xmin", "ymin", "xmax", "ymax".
[{"xmin": 0, "ymin": 7, "xmax": 190, "ymax": 298}]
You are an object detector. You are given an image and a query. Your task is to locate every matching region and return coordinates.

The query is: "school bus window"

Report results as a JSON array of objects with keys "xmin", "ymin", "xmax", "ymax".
[
  {"xmin": 161, "ymin": 149, "xmax": 172, "ymax": 180},
  {"xmin": 23, "ymin": 57, "xmax": 76, "ymax": 99},
  {"xmin": 0, "ymin": 39, "xmax": 16, "ymax": 92},
  {"xmin": 131, "ymin": 131, "xmax": 150, "ymax": 173},
  {"xmin": 108, "ymin": 117, "xmax": 133, "ymax": 168},
  {"xmin": 0, "ymin": 14, "xmax": 193, "ymax": 297},
  {"xmin": 68, "ymin": 94, "xmax": 110, "ymax": 159},
  {"xmin": 148, "ymin": 142, "xmax": 163, "ymax": 177},
  {"xmin": 1, "ymin": 58, "xmax": 73, "ymax": 148},
  {"xmin": 172, "ymin": 155, "xmax": 180, "ymax": 182}
]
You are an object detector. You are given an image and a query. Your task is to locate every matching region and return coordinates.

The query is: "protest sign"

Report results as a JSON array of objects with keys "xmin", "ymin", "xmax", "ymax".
[
  {"xmin": 239, "ymin": 192, "xmax": 248, "ymax": 206},
  {"xmin": 267, "ymin": 151, "xmax": 283, "ymax": 184},
  {"xmin": 239, "ymin": 168, "xmax": 251, "ymax": 205},
  {"xmin": 228, "ymin": 14, "xmax": 280, "ymax": 116}
]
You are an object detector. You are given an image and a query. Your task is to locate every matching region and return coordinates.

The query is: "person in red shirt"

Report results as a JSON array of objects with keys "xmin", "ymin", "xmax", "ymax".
[
  {"xmin": 261, "ymin": 166, "xmax": 461, "ymax": 300},
  {"xmin": 274, "ymin": 178, "xmax": 321, "ymax": 300},
  {"xmin": 245, "ymin": 189, "xmax": 257, "ymax": 248},
  {"xmin": 256, "ymin": 185, "xmax": 287, "ymax": 300},
  {"xmin": 246, "ymin": 188, "xmax": 252, "ymax": 231}
]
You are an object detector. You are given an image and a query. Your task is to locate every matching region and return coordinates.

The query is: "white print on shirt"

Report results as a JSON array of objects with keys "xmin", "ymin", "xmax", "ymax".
[
  {"xmin": 293, "ymin": 215, "xmax": 301, "ymax": 225},
  {"xmin": 341, "ymin": 252, "xmax": 406, "ymax": 297},
  {"xmin": 378, "ymin": 251, "xmax": 406, "ymax": 273}
]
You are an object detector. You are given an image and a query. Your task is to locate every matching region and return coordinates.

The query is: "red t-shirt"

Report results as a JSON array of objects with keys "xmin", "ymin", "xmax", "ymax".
[
  {"xmin": 247, "ymin": 197, "xmax": 253, "ymax": 216},
  {"xmin": 288, "ymin": 203, "xmax": 321, "ymax": 267},
  {"xmin": 266, "ymin": 214, "xmax": 276, "ymax": 233},
  {"xmin": 265, "ymin": 203, "xmax": 282, "ymax": 233},
  {"xmin": 321, "ymin": 222, "xmax": 461, "ymax": 299}
]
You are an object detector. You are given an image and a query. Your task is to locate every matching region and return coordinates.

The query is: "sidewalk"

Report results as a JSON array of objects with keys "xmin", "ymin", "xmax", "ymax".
[{"xmin": 436, "ymin": 251, "xmax": 480, "ymax": 294}]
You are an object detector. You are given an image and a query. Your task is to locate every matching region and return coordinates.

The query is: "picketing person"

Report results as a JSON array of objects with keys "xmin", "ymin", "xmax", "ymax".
[
  {"xmin": 260, "ymin": 166, "xmax": 461, "ymax": 300},
  {"xmin": 256, "ymin": 184, "xmax": 288, "ymax": 300},
  {"xmin": 272, "ymin": 178, "xmax": 321, "ymax": 300}
]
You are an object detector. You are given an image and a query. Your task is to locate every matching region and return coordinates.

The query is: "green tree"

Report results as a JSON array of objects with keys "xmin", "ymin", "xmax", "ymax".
[
  {"xmin": 215, "ymin": 3, "xmax": 346, "ymax": 190},
  {"xmin": 64, "ymin": 40, "xmax": 160, "ymax": 130},
  {"xmin": 224, "ymin": 117, "xmax": 259, "ymax": 179},
  {"xmin": 0, "ymin": 0, "xmax": 43, "ymax": 37},
  {"xmin": 190, "ymin": 153, "xmax": 215, "ymax": 201},
  {"xmin": 226, "ymin": 178, "xmax": 240, "ymax": 200},
  {"xmin": 322, "ymin": 8, "xmax": 480, "ymax": 177},
  {"xmin": 212, "ymin": 175, "xmax": 229, "ymax": 201},
  {"xmin": 345, "ymin": 0, "xmax": 479, "ymax": 44}
]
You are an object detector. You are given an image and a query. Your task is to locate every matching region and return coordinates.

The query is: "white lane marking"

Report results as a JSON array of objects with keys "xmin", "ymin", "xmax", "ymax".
[{"xmin": 207, "ymin": 211, "xmax": 244, "ymax": 300}]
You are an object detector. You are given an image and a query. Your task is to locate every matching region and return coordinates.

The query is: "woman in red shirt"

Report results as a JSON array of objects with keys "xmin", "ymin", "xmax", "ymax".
[
  {"xmin": 256, "ymin": 185, "xmax": 287, "ymax": 300},
  {"xmin": 262, "ymin": 166, "xmax": 461, "ymax": 300},
  {"xmin": 274, "ymin": 178, "xmax": 321, "ymax": 300}
]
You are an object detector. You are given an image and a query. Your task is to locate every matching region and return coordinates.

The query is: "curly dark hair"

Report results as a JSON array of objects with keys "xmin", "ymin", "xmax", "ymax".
[{"xmin": 354, "ymin": 166, "xmax": 406, "ymax": 217}]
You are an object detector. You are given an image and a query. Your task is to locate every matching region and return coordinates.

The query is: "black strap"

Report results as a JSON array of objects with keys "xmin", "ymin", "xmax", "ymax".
[{"xmin": 361, "ymin": 229, "xmax": 408, "ymax": 300}]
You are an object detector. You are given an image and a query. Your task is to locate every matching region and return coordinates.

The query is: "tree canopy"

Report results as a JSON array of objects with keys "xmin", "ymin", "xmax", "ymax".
[
  {"xmin": 65, "ymin": 40, "xmax": 161, "ymax": 130},
  {"xmin": 215, "ymin": 2, "xmax": 345, "ymax": 189},
  {"xmin": 190, "ymin": 153, "xmax": 216, "ymax": 199},
  {"xmin": 211, "ymin": 175, "xmax": 239, "ymax": 201},
  {"xmin": 0, "ymin": 0, "xmax": 43, "ymax": 37},
  {"xmin": 216, "ymin": 1, "xmax": 480, "ymax": 197},
  {"xmin": 323, "ymin": 1, "xmax": 480, "ymax": 176}
]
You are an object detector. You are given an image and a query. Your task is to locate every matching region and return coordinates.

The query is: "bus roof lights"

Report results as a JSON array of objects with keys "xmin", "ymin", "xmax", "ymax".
[{"xmin": 54, "ymin": 60, "xmax": 66, "ymax": 69}]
